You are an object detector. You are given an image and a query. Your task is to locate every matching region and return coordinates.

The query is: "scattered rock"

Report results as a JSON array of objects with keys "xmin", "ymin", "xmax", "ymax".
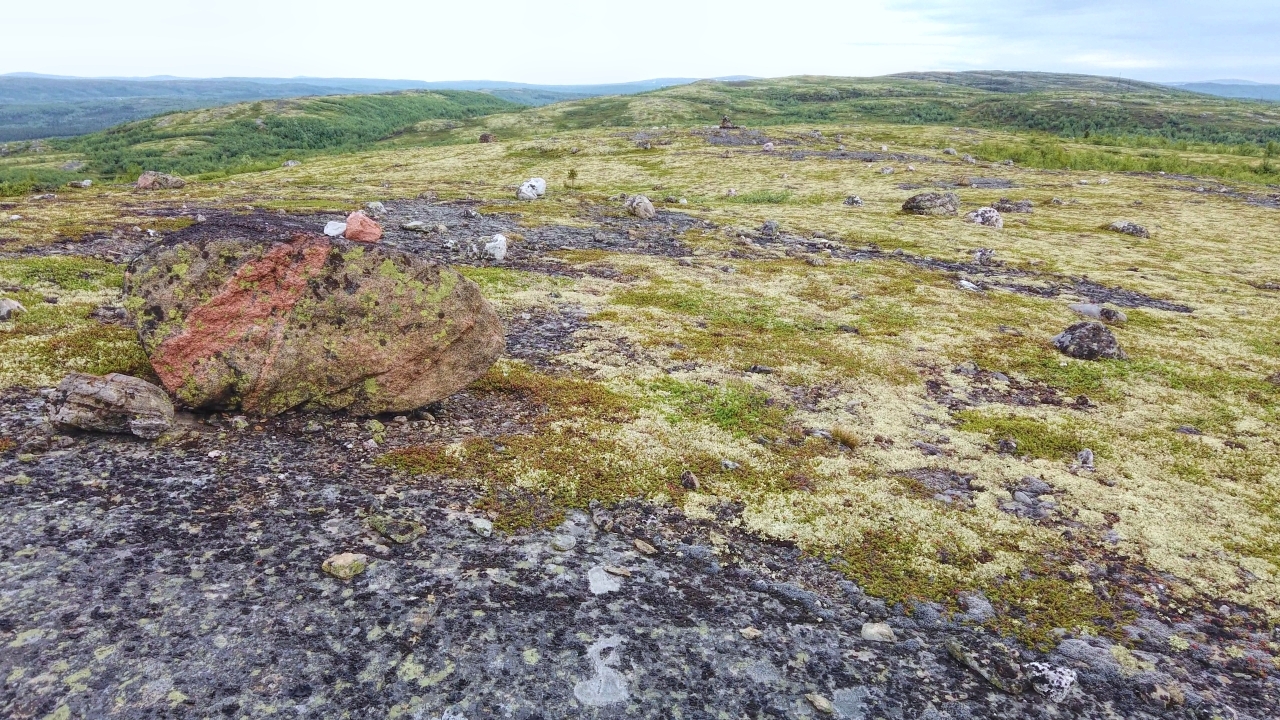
[
  {"xmin": 760, "ymin": 220, "xmax": 779, "ymax": 237},
  {"xmin": 485, "ymin": 234, "xmax": 508, "ymax": 262},
  {"xmin": 573, "ymin": 636, "xmax": 629, "ymax": 706},
  {"xmin": 739, "ymin": 626, "xmax": 762, "ymax": 640},
  {"xmin": 479, "ymin": 133, "xmax": 495, "ymax": 143},
  {"xmin": 720, "ymin": 459, "xmax": 741, "ymax": 471},
  {"xmin": 965, "ymin": 207, "xmax": 1003, "ymax": 228},
  {"xmin": 0, "ymin": 298, "xmax": 26, "ymax": 321},
  {"xmin": 843, "ymin": 195, "xmax": 864, "ymax": 207},
  {"xmin": 902, "ymin": 192, "xmax": 959, "ymax": 216},
  {"xmin": 762, "ymin": 142, "xmax": 774, "ymax": 152},
  {"xmin": 993, "ymin": 198, "xmax": 1033, "ymax": 213},
  {"xmin": 880, "ymin": 166, "xmax": 894, "ymax": 174},
  {"xmin": 747, "ymin": 364, "xmax": 774, "ymax": 374},
  {"xmin": 282, "ymin": 160, "xmax": 301, "ymax": 168},
  {"xmin": 135, "ymin": 171, "xmax": 186, "ymax": 190},
  {"xmin": 527, "ymin": 178, "xmax": 547, "ymax": 196},
  {"xmin": 364, "ymin": 201, "xmax": 386, "ymax": 215},
  {"xmin": 806, "ymin": 693, "xmax": 835, "ymax": 714},
  {"xmin": 49, "ymin": 372, "xmax": 174, "ymax": 440},
  {"xmin": 1076, "ymin": 448, "xmax": 1095, "ymax": 470},
  {"xmin": 680, "ymin": 470, "xmax": 699, "ymax": 491},
  {"xmin": 67, "ymin": 179, "xmax": 92, "ymax": 188},
  {"xmin": 343, "ymin": 211, "xmax": 382, "ymax": 242},
  {"xmin": 860, "ymin": 622, "xmax": 896, "ymax": 643},
  {"xmin": 1068, "ymin": 303, "xmax": 1127, "ymax": 324},
  {"xmin": 1026, "ymin": 662, "xmax": 1077, "ymax": 702},
  {"xmin": 471, "ymin": 517, "xmax": 494, "ymax": 537},
  {"xmin": 633, "ymin": 539, "xmax": 657, "ymax": 555},
  {"xmin": 1108, "ymin": 220, "xmax": 1150, "ymax": 238},
  {"xmin": 957, "ymin": 591, "xmax": 996, "ymax": 621},
  {"xmin": 322, "ymin": 220, "xmax": 347, "ymax": 237},
  {"xmin": 719, "ymin": 115, "xmax": 735, "ymax": 129},
  {"xmin": 1051, "ymin": 197, "xmax": 1066, "ymax": 205},
  {"xmin": 958, "ymin": 279, "xmax": 981, "ymax": 292},
  {"xmin": 945, "ymin": 635, "xmax": 1027, "ymax": 694},
  {"xmin": 624, "ymin": 194, "xmax": 657, "ymax": 219},
  {"xmin": 516, "ymin": 181, "xmax": 539, "ymax": 201},
  {"xmin": 943, "ymin": 148, "xmax": 958, "ymax": 155},
  {"xmin": 973, "ymin": 247, "xmax": 995, "ymax": 265},
  {"xmin": 1052, "ymin": 322, "xmax": 1127, "ymax": 360},
  {"xmin": 129, "ymin": 229, "xmax": 504, "ymax": 416},
  {"xmin": 961, "ymin": 154, "xmax": 978, "ymax": 164},
  {"xmin": 322, "ymin": 552, "xmax": 369, "ymax": 580}
]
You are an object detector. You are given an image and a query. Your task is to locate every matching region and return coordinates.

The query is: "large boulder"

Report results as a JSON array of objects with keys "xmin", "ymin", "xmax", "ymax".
[
  {"xmin": 342, "ymin": 211, "xmax": 382, "ymax": 243},
  {"xmin": 902, "ymin": 192, "xmax": 959, "ymax": 216},
  {"xmin": 624, "ymin": 194, "xmax": 657, "ymax": 219},
  {"xmin": 135, "ymin": 171, "xmax": 186, "ymax": 190},
  {"xmin": 49, "ymin": 372, "xmax": 174, "ymax": 439},
  {"xmin": 127, "ymin": 226, "xmax": 504, "ymax": 416},
  {"xmin": 1052, "ymin": 322, "xmax": 1126, "ymax": 360}
]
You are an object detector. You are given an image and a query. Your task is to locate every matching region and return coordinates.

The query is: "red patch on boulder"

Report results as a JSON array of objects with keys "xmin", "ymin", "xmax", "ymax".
[
  {"xmin": 149, "ymin": 234, "xmax": 331, "ymax": 400},
  {"xmin": 343, "ymin": 211, "xmax": 382, "ymax": 243}
]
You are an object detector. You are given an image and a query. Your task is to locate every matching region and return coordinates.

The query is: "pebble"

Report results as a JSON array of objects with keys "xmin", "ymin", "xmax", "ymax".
[
  {"xmin": 806, "ymin": 693, "xmax": 835, "ymax": 714},
  {"xmin": 633, "ymin": 539, "xmax": 658, "ymax": 555},
  {"xmin": 860, "ymin": 622, "xmax": 896, "ymax": 643},
  {"xmin": 471, "ymin": 517, "xmax": 494, "ymax": 537},
  {"xmin": 740, "ymin": 626, "xmax": 763, "ymax": 639},
  {"xmin": 322, "ymin": 552, "xmax": 369, "ymax": 580}
]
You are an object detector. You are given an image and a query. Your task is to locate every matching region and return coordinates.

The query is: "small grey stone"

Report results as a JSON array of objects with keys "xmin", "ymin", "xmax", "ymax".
[
  {"xmin": 471, "ymin": 517, "xmax": 494, "ymax": 537},
  {"xmin": 860, "ymin": 622, "xmax": 896, "ymax": 643},
  {"xmin": 551, "ymin": 535, "xmax": 578, "ymax": 552}
]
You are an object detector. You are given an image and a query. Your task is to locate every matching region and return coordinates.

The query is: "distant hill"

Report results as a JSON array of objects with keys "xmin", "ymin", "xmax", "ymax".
[
  {"xmin": 1165, "ymin": 82, "xmax": 1280, "ymax": 102},
  {"xmin": 0, "ymin": 75, "xmax": 751, "ymax": 141}
]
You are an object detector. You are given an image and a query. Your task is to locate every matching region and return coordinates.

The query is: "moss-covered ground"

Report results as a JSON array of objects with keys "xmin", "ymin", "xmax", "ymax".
[{"xmin": 2, "ymin": 80, "xmax": 1278, "ymax": 650}]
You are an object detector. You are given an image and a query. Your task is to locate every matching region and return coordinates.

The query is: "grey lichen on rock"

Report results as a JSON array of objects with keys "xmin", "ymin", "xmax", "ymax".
[{"xmin": 49, "ymin": 372, "xmax": 174, "ymax": 440}]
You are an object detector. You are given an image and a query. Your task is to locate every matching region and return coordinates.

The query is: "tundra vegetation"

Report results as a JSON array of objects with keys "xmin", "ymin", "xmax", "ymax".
[{"xmin": 2, "ymin": 72, "xmax": 1278, "ymax": 657}]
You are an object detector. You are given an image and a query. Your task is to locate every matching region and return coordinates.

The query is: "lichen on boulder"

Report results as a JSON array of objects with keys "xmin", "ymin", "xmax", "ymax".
[{"xmin": 127, "ymin": 219, "xmax": 504, "ymax": 416}]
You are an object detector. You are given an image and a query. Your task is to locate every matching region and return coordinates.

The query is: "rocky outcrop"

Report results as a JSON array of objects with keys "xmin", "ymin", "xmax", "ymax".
[
  {"xmin": 902, "ymin": 192, "xmax": 959, "ymax": 216},
  {"xmin": 128, "ymin": 230, "xmax": 504, "ymax": 417},
  {"xmin": 135, "ymin": 171, "xmax": 186, "ymax": 190},
  {"xmin": 49, "ymin": 372, "xmax": 174, "ymax": 439},
  {"xmin": 1052, "ymin": 322, "xmax": 1126, "ymax": 360}
]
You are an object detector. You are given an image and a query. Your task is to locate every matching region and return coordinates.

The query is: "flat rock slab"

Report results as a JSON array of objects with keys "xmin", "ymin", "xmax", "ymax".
[{"xmin": 126, "ymin": 217, "xmax": 503, "ymax": 416}]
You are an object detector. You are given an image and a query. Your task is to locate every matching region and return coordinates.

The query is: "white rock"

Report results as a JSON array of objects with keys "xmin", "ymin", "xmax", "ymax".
[
  {"xmin": 860, "ymin": 622, "xmax": 896, "ymax": 643},
  {"xmin": 958, "ymin": 280, "xmax": 981, "ymax": 291},
  {"xmin": 527, "ymin": 177, "xmax": 547, "ymax": 196},
  {"xmin": 762, "ymin": 142, "xmax": 775, "ymax": 152},
  {"xmin": 516, "ymin": 182, "xmax": 539, "ymax": 201},
  {"xmin": 0, "ymin": 298, "xmax": 28, "ymax": 321},
  {"xmin": 323, "ymin": 221, "xmax": 347, "ymax": 237},
  {"xmin": 588, "ymin": 565, "xmax": 621, "ymax": 595},
  {"xmin": 485, "ymin": 234, "xmax": 508, "ymax": 262},
  {"xmin": 573, "ymin": 636, "xmax": 629, "ymax": 706},
  {"xmin": 401, "ymin": 220, "xmax": 426, "ymax": 231},
  {"xmin": 965, "ymin": 207, "xmax": 1004, "ymax": 228}
]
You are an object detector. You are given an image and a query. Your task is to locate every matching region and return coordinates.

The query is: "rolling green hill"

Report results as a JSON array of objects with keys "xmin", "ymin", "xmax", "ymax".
[{"xmin": 5, "ymin": 72, "xmax": 1280, "ymax": 196}]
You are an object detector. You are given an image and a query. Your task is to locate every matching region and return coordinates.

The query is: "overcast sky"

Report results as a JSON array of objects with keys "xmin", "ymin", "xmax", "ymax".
[{"xmin": 4, "ymin": 1, "xmax": 1277, "ymax": 84}]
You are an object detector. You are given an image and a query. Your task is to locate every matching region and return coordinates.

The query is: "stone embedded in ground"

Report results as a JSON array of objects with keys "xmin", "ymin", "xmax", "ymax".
[
  {"xmin": 806, "ymin": 693, "xmax": 835, "ymax": 714},
  {"xmin": 860, "ymin": 622, "xmax": 896, "ymax": 642},
  {"xmin": 1027, "ymin": 662, "xmax": 1077, "ymax": 702},
  {"xmin": 0, "ymin": 297, "xmax": 27, "ymax": 321},
  {"xmin": 1069, "ymin": 303, "xmax": 1128, "ymax": 324},
  {"xmin": 993, "ymin": 198, "xmax": 1033, "ymax": 213},
  {"xmin": 1052, "ymin": 322, "xmax": 1127, "ymax": 360},
  {"xmin": 342, "ymin": 211, "xmax": 382, "ymax": 242},
  {"xmin": 760, "ymin": 220, "xmax": 779, "ymax": 237},
  {"xmin": 367, "ymin": 515, "xmax": 426, "ymax": 544},
  {"xmin": 128, "ymin": 229, "xmax": 504, "ymax": 417},
  {"xmin": 135, "ymin": 171, "xmax": 186, "ymax": 190},
  {"xmin": 587, "ymin": 565, "xmax": 621, "ymax": 594},
  {"xmin": 943, "ymin": 147, "xmax": 958, "ymax": 155},
  {"xmin": 902, "ymin": 192, "xmax": 959, "ymax": 216},
  {"xmin": 762, "ymin": 142, "xmax": 774, "ymax": 152},
  {"xmin": 624, "ymin": 194, "xmax": 657, "ymax": 219},
  {"xmin": 844, "ymin": 195, "xmax": 864, "ymax": 206},
  {"xmin": 1108, "ymin": 220, "xmax": 1150, "ymax": 238},
  {"xmin": 322, "ymin": 552, "xmax": 369, "ymax": 580},
  {"xmin": 966, "ymin": 207, "xmax": 1004, "ymax": 228},
  {"xmin": 551, "ymin": 534, "xmax": 577, "ymax": 552},
  {"xmin": 945, "ymin": 635, "xmax": 1027, "ymax": 694},
  {"xmin": 49, "ymin": 372, "xmax": 175, "ymax": 440}
]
